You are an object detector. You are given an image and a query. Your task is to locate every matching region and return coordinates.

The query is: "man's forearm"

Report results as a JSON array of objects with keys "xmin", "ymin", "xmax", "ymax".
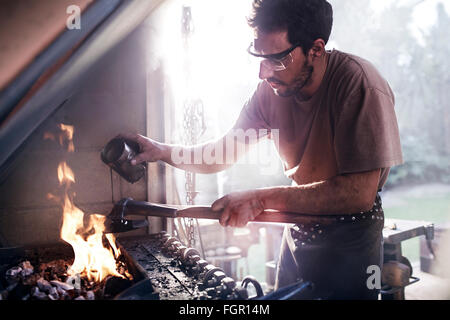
[
  {"xmin": 160, "ymin": 143, "xmax": 229, "ymax": 174},
  {"xmin": 160, "ymin": 131, "xmax": 253, "ymax": 174},
  {"xmin": 257, "ymin": 169, "xmax": 381, "ymax": 215}
]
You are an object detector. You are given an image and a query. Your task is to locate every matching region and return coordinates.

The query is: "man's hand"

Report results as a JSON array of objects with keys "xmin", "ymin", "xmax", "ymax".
[
  {"xmin": 117, "ymin": 133, "xmax": 168, "ymax": 165},
  {"xmin": 211, "ymin": 190, "xmax": 265, "ymax": 228}
]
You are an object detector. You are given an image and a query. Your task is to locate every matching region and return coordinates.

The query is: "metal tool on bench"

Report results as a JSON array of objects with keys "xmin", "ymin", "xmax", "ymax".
[
  {"xmin": 380, "ymin": 218, "xmax": 434, "ymax": 300},
  {"xmin": 103, "ymin": 197, "xmax": 340, "ymax": 234}
]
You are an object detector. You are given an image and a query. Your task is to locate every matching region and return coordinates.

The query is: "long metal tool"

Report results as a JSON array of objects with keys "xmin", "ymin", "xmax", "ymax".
[{"xmin": 104, "ymin": 197, "xmax": 341, "ymax": 234}]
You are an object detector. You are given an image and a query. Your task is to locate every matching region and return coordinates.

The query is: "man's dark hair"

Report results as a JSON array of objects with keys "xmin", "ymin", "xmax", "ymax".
[{"xmin": 248, "ymin": 0, "xmax": 333, "ymax": 54}]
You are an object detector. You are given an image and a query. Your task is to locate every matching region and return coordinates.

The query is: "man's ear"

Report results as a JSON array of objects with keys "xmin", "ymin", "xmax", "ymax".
[{"xmin": 309, "ymin": 39, "xmax": 326, "ymax": 59}]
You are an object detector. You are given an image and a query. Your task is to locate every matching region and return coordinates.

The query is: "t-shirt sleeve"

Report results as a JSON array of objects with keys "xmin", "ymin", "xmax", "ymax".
[
  {"xmin": 233, "ymin": 83, "xmax": 271, "ymax": 134},
  {"xmin": 334, "ymin": 87, "xmax": 403, "ymax": 174}
]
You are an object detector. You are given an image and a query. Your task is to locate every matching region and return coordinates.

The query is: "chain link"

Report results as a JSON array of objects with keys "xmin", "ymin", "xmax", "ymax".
[
  {"xmin": 180, "ymin": 6, "xmax": 206, "ymax": 248},
  {"xmin": 183, "ymin": 99, "xmax": 206, "ymax": 247}
]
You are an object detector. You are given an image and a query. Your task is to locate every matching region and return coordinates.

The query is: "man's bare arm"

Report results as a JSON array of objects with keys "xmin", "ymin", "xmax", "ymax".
[
  {"xmin": 161, "ymin": 136, "xmax": 238, "ymax": 174},
  {"xmin": 259, "ymin": 169, "xmax": 381, "ymax": 214},
  {"xmin": 119, "ymin": 131, "xmax": 253, "ymax": 174},
  {"xmin": 212, "ymin": 169, "xmax": 381, "ymax": 227}
]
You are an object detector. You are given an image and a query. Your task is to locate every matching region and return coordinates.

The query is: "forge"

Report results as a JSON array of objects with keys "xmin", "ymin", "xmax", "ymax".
[
  {"xmin": 0, "ymin": 232, "xmax": 264, "ymax": 300},
  {"xmin": 0, "ymin": 241, "xmax": 141, "ymax": 300}
]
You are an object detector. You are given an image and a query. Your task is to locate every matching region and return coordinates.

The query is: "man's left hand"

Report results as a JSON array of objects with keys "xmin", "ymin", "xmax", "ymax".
[{"xmin": 211, "ymin": 190, "xmax": 265, "ymax": 228}]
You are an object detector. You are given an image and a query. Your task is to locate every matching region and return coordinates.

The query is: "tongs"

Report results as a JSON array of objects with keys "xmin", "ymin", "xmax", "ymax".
[{"xmin": 103, "ymin": 197, "xmax": 338, "ymax": 233}]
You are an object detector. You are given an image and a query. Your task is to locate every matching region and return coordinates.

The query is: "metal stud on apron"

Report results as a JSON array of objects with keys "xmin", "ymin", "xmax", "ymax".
[{"xmin": 275, "ymin": 194, "xmax": 385, "ymax": 300}]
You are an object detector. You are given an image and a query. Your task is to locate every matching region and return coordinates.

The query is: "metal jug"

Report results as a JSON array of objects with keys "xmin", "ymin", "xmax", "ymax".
[{"xmin": 101, "ymin": 137, "xmax": 146, "ymax": 183}]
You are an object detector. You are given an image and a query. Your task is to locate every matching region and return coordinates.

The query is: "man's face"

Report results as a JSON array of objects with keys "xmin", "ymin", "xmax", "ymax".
[{"xmin": 253, "ymin": 30, "xmax": 313, "ymax": 97}]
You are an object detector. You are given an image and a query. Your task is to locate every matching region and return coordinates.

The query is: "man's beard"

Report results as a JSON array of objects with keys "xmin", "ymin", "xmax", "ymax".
[{"xmin": 277, "ymin": 62, "xmax": 314, "ymax": 98}]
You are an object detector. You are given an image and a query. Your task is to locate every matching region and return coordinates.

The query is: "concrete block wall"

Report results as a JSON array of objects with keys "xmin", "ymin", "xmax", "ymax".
[{"xmin": 0, "ymin": 24, "xmax": 156, "ymax": 246}]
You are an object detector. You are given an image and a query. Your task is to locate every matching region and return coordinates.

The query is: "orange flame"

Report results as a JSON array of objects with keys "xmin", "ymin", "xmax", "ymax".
[
  {"xmin": 51, "ymin": 123, "xmax": 126, "ymax": 283},
  {"xmin": 43, "ymin": 132, "xmax": 55, "ymax": 141},
  {"xmin": 105, "ymin": 233, "xmax": 121, "ymax": 259},
  {"xmin": 43, "ymin": 124, "xmax": 75, "ymax": 152},
  {"xmin": 58, "ymin": 124, "xmax": 75, "ymax": 152},
  {"xmin": 57, "ymin": 162, "xmax": 75, "ymax": 185},
  {"xmin": 59, "ymin": 124, "xmax": 74, "ymax": 140},
  {"xmin": 58, "ymin": 161, "xmax": 124, "ymax": 282}
]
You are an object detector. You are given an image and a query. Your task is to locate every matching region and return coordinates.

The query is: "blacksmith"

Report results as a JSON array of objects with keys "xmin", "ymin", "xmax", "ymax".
[{"xmin": 123, "ymin": 0, "xmax": 403, "ymax": 299}]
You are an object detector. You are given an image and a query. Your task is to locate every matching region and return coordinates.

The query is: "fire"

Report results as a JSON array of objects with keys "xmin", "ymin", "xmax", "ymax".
[
  {"xmin": 59, "ymin": 124, "xmax": 75, "ymax": 152},
  {"xmin": 43, "ymin": 132, "xmax": 55, "ymax": 141},
  {"xmin": 57, "ymin": 162, "xmax": 75, "ymax": 185},
  {"xmin": 52, "ymin": 123, "xmax": 125, "ymax": 283},
  {"xmin": 43, "ymin": 124, "xmax": 75, "ymax": 152},
  {"xmin": 58, "ymin": 161, "xmax": 124, "ymax": 282}
]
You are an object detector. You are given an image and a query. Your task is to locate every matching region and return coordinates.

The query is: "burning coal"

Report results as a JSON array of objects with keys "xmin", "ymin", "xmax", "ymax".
[{"xmin": 1, "ymin": 124, "xmax": 136, "ymax": 300}]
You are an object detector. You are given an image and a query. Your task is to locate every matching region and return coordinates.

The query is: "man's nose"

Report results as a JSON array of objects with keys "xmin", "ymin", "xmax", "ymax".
[{"xmin": 259, "ymin": 61, "xmax": 274, "ymax": 80}]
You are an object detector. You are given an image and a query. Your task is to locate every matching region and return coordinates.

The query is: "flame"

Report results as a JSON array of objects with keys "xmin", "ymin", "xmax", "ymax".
[
  {"xmin": 54, "ymin": 123, "xmax": 125, "ymax": 282},
  {"xmin": 58, "ymin": 161, "xmax": 124, "ymax": 282},
  {"xmin": 59, "ymin": 124, "xmax": 74, "ymax": 140},
  {"xmin": 43, "ymin": 124, "xmax": 75, "ymax": 152},
  {"xmin": 105, "ymin": 233, "xmax": 121, "ymax": 259},
  {"xmin": 57, "ymin": 162, "xmax": 75, "ymax": 185},
  {"xmin": 47, "ymin": 193, "xmax": 60, "ymax": 203},
  {"xmin": 43, "ymin": 132, "xmax": 55, "ymax": 141},
  {"xmin": 58, "ymin": 124, "xmax": 75, "ymax": 152},
  {"xmin": 49, "ymin": 123, "xmax": 126, "ymax": 283}
]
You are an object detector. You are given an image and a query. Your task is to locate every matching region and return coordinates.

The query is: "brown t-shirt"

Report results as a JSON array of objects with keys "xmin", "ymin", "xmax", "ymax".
[{"xmin": 233, "ymin": 50, "xmax": 403, "ymax": 189}]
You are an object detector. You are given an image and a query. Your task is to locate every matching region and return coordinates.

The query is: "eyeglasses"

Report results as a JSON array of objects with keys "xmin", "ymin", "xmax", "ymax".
[{"xmin": 247, "ymin": 42, "xmax": 300, "ymax": 71}]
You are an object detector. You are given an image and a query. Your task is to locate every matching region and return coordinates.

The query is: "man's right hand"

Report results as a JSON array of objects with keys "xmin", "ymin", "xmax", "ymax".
[
  {"xmin": 117, "ymin": 133, "xmax": 168, "ymax": 165},
  {"xmin": 116, "ymin": 129, "xmax": 249, "ymax": 174}
]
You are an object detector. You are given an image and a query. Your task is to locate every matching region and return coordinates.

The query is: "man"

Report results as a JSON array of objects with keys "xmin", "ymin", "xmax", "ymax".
[{"xmin": 122, "ymin": 0, "xmax": 403, "ymax": 299}]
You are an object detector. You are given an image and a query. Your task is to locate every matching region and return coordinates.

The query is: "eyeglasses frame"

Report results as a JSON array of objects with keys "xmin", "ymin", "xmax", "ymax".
[
  {"xmin": 247, "ymin": 42, "xmax": 301, "ymax": 60},
  {"xmin": 247, "ymin": 42, "xmax": 301, "ymax": 71}
]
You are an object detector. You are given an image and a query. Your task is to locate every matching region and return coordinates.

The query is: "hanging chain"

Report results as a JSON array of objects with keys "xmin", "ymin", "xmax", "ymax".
[
  {"xmin": 180, "ymin": 6, "xmax": 206, "ymax": 248},
  {"xmin": 183, "ymin": 99, "xmax": 205, "ymax": 247}
]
